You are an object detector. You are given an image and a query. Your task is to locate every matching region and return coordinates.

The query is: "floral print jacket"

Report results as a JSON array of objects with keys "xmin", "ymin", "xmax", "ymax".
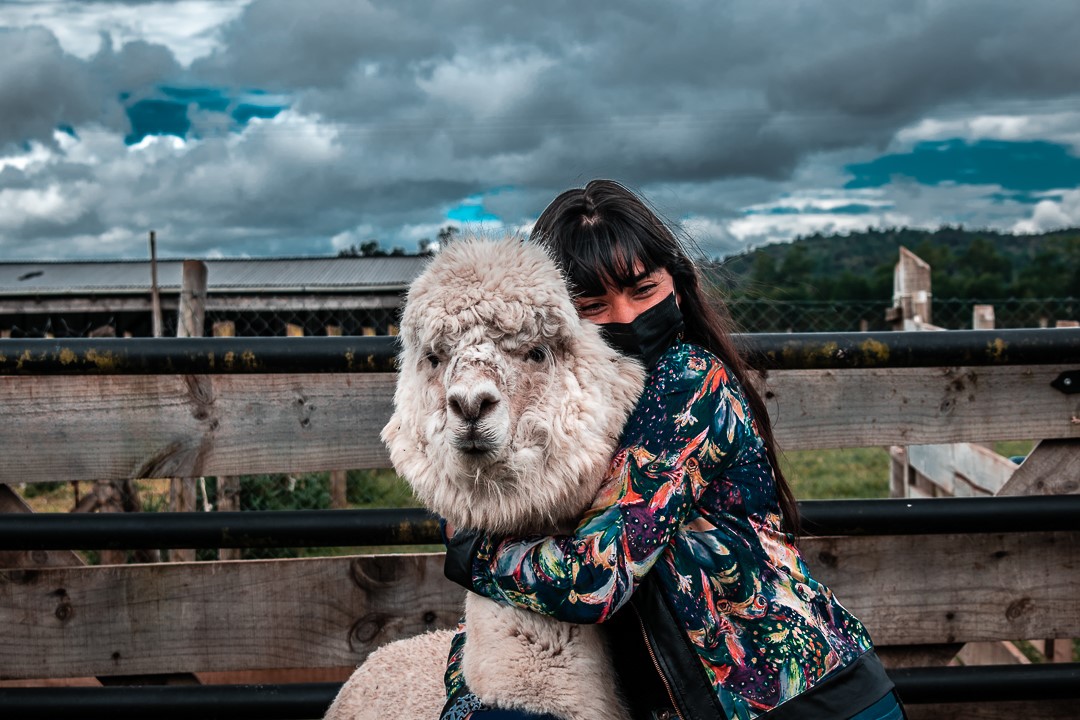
[{"xmin": 444, "ymin": 340, "xmax": 879, "ymax": 719}]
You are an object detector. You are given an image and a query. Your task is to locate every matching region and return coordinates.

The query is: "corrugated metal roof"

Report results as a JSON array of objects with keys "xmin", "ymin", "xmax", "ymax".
[{"xmin": 0, "ymin": 256, "xmax": 433, "ymax": 295}]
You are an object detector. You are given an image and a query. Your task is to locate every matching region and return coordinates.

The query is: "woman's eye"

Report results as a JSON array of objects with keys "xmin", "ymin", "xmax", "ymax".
[
  {"xmin": 526, "ymin": 346, "xmax": 547, "ymax": 362},
  {"xmin": 425, "ymin": 352, "xmax": 440, "ymax": 368},
  {"xmin": 577, "ymin": 303, "xmax": 604, "ymax": 316},
  {"xmin": 634, "ymin": 283, "xmax": 658, "ymax": 296}
]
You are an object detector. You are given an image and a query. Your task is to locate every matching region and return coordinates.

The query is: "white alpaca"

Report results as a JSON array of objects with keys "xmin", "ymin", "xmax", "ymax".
[{"xmin": 325, "ymin": 237, "xmax": 645, "ymax": 720}]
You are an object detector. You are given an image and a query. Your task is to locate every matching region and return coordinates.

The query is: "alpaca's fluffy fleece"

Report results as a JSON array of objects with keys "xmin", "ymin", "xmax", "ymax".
[
  {"xmin": 328, "ymin": 237, "xmax": 645, "ymax": 720},
  {"xmin": 324, "ymin": 630, "xmax": 454, "ymax": 719},
  {"xmin": 382, "ymin": 237, "xmax": 644, "ymax": 534}
]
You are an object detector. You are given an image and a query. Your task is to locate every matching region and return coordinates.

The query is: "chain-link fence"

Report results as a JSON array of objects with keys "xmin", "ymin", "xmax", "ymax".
[
  {"xmin": 726, "ymin": 299, "xmax": 891, "ymax": 333},
  {"xmin": 203, "ymin": 307, "xmax": 402, "ymax": 337},
  {"xmin": 0, "ymin": 307, "xmax": 402, "ymax": 339},
  {"xmin": 8, "ymin": 294, "xmax": 1078, "ymax": 564},
  {"xmin": 725, "ymin": 297, "xmax": 1079, "ymax": 333}
]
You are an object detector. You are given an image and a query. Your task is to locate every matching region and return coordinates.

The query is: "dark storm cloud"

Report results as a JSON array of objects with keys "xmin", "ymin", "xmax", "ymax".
[
  {"xmin": 0, "ymin": 26, "xmax": 103, "ymax": 149},
  {"xmin": 4, "ymin": 0, "xmax": 1080, "ymax": 258},
  {"xmin": 193, "ymin": 0, "xmax": 1080, "ymax": 187},
  {"xmin": 0, "ymin": 25, "xmax": 186, "ymax": 149}
]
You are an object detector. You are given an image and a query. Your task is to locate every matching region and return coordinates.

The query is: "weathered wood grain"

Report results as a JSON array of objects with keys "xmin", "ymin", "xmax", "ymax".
[
  {"xmin": 0, "ymin": 553, "xmax": 463, "ymax": 680},
  {"xmin": 754, "ymin": 363, "xmax": 1080, "ymax": 450},
  {"xmin": 0, "ymin": 373, "xmax": 396, "ymax": 483},
  {"xmin": 0, "ymin": 485, "xmax": 84, "ymax": 569},
  {"xmin": 998, "ymin": 439, "xmax": 1080, "ymax": 496},
  {"xmin": 875, "ymin": 643, "xmax": 964, "ymax": 668},
  {"xmin": 2, "ymin": 365, "xmax": 1078, "ymax": 484},
  {"xmin": 907, "ymin": 443, "xmax": 1017, "ymax": 497},
  {"xmin": 1, "ymin": 532, "xmax": 1076, "ymax": 680},
  {"xmin": 804, "ymin": 532, "xmax": 1080, "ymax": 647}
]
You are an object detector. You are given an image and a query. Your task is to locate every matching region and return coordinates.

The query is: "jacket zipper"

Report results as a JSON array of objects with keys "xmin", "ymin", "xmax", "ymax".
[{"xmin": 631, "ymin": 603, "xmax": 686, "ymax": 720}]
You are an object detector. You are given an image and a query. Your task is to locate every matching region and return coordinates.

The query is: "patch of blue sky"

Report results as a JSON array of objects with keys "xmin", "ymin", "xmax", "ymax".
[
  {"xmin": 122, "ymin": 86, "xmax": 288, "ymax": 145},
  {"xmin": 124, "ymin": 98, "xmax": 191, "ymax": 145},
  {"xmin": 447, "ymin": 202, "xmax": 501, "ymax": 223},
  {"xmin": 446, "ymin": 189, "xmax": 512, "ymax": 224},
  {"xmin": 745, "ymin": 203, "xmax": 883, "ymax": 216},
  {"xmin": 986, "ymin": 190, "xmax": 1065, "ymax": 205},
  {"xmin": 159, "ymin": 86, "xmax": 230, "ymax": 112},
  {"xmin": 232, "ymin": 103, "xmax": 284, "ymax": 124},
  {"xmin": 845, "ymin": 139, "xmax": 1080, "ymax": 192}
]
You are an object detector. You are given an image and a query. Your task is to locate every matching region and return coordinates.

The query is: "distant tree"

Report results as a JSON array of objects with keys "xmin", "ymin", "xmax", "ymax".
[
  {"xmin": 961, "ymin": 236, "xmax": 1011, "ymax": 278},
  {"xmin": 337, "ymin": 240, "xmax": 387, "ymax": 257},
  {"xmin": 1016, "ymin": 235, "xmax": 1080, "ymax": 296},
  {"xmin": 777, "ymin": 243, "xmax": 815, "ymax": 299},
  {"xmin": 748, "ymin": 252, "xmax": 779, "ymax": 295},
  {"xmin": 437, "ymin": 226, "xmax": 460, "ymax": 245}
]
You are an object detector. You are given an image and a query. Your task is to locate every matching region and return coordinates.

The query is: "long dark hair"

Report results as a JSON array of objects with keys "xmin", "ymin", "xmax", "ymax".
[{"xmin": 530, "ymin": 179, "xmax": 799, "ymax": 536}]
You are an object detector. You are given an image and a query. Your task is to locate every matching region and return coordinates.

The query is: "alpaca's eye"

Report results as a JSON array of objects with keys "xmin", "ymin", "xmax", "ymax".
[
  {"xmin": 526, "ymin": 346, "xmax": 547, "ymax": 362},
  {"xmin": 425, "ymin": 352, "xmax": 440, "ymax": 368}
]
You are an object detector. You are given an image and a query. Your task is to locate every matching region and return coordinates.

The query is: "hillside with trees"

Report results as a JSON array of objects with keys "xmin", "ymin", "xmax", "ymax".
[{"xmin": 714, "ymin": 227, "xmax": 1080, "ymax": 301}]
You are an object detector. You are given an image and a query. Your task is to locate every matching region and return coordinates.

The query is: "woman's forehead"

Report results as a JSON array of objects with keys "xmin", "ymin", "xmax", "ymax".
[{"xmin": 570, "ymin": 245, "xmax": 662, "ymax": 295}]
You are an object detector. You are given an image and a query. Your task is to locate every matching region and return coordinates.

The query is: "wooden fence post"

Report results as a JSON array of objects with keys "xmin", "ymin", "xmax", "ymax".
[
  {"xmin": 211, "ymin": 321, "xmax": 243, "ymax": 561},
  {"xmin": 330, "ymin": 470, "xmax": 348, "ymax": 510},
  {"xmin": 973, "ymin": 304, "xmax": 995, "ymax": 330},
  {"xmin": 886, "ymin": 247, "xmax": 932, "ymax": 331},
  {"xmin": 149, "ymin": 230, "xmax": 163, "ymax": 340},
  {"xmin": 170, "ymin": 260, "xmax": 207, "ymax": 562}
]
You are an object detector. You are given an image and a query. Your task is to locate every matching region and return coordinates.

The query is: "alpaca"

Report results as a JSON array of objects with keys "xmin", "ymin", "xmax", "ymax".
[{"xmin": 325, "ymin": 237, "xmax": 645, "ymax": 720}]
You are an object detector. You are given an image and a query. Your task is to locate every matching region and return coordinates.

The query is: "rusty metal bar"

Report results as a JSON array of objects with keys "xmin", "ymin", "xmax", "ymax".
[
  {"xmin": 1, "ymin": 497, "xmax": 1077, "ymax": 550},
  {"xmin": 1, "ymin": 328, "xmax": 1078, "ymax": 375},
  {"xmin": 738, "ymin": 327, "xmax": 1080, "ymax": 370},
  {"xmin": 0, "ymin": 336, "xmax": 399, "ymax": 375}
]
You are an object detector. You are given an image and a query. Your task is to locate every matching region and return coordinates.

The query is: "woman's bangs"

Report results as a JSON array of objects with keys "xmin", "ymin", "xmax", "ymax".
[{"xmin": 564, "ymin": 227, "xmax": 662, "ymax": 297}]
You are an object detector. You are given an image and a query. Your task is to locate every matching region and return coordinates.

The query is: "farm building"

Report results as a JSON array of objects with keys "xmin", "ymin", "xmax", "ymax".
[{"xmin": 0, "ymin": 255, "xmax": 432, "ymax": 338}]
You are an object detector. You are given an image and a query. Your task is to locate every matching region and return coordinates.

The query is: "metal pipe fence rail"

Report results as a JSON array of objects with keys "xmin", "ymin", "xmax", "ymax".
[
  {"xmin": 2, "ymin": 328, "xmax": 1077, "ymax": 717},
  {"xmin": 2, "ymin": 662, "xmax": 1079, "ymax": 720},
  {"xmin": 0, "ymin": 496, "xmax": 1078, "ymax": 550},
  {"xmin": 1, "ymin": 327, "xmax": 1079, "ymax": 375}
]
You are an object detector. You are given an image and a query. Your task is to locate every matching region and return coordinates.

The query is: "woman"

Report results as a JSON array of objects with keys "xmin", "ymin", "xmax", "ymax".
[{"xmin": 441, "ymin": 180, "xmax": 905, "ymax": 720}]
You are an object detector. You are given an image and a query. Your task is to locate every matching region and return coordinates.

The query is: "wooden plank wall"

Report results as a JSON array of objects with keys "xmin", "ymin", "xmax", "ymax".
[
  {"xmin": 1, "ymin": 531, "xmax": 1077, "ymax": 680},
  {"xmin": 1, "ymin": 363, "xmax": 1077, "ymax": 484}
]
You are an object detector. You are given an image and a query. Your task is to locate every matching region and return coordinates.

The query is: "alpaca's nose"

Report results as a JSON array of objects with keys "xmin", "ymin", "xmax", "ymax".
[{"xmin": 447, "ymin": 386, "xmax": 500, "ymax": 424}]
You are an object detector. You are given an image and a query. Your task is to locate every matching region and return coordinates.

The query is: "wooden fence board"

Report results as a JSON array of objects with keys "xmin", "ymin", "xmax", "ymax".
[
  {"xmin": 1, "ymin": 532, "xmax": 1076, "ymax": 679},
  {"xmin": 755, "ymin": 364, "xmax": 1080, "ymax": 450},
  {"xmin": 805, "ymin": 532, "xmax": 1080, "ymax": 646},
  {"xmin": 906, "ymin": 443, "xmax": 1017, "ymax": 496},
  {"xmin": 0, "ymin": 553, "xmax": 462, "ymax": 680},
  {"xmin": 1, "ymin": 365, "xmax": 1077, "ymax": 483},
  {"xmin": 998, "ymin": 439, "xmax": 1080, "ymax": 496},
  {"xmin": 0, "ymin": 373, "xmax": 396, "ymax": 483}
]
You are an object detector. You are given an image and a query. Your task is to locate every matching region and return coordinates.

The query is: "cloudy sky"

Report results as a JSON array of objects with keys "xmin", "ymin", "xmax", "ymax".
[{"xmin": 3, "ymin": 0, "xmax": 1080, "ymax": 261}]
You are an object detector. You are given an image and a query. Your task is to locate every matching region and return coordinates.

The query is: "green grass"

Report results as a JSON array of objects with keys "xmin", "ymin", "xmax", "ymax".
[
  {"xmin": 780, "ymin": 447, "xmax": 891, "ymax": 500},
  {"xmin": 16, "ymin": 441, "xmax": 1048, "ymax": 560}
]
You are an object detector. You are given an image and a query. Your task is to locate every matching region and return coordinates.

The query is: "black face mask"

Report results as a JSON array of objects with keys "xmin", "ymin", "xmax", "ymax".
[{"xmin": 598, "ymin": 292, "xmax": 684, "ymax": 370}]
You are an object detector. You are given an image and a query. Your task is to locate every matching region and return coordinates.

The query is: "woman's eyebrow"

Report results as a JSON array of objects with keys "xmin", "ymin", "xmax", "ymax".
[{"xmin": 630, "ymin": 269, "xmax": 660, "ymax": 284}]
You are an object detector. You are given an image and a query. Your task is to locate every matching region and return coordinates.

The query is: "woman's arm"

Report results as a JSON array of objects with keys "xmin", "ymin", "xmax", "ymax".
[{"xmin": 445, "ymin": 348, "xmax": 753, "ymax": 623}]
